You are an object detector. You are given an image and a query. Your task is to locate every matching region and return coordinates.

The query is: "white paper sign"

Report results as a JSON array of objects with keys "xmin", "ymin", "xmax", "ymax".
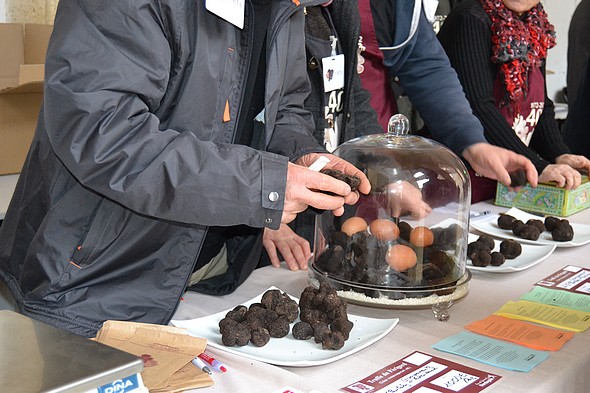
[{"xmin": 205, "ymin": 0, "xmax": 245, "ymax": 29}]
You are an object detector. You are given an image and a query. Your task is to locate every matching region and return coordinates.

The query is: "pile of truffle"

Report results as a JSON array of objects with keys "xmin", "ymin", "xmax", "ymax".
[
  {"xmin": 315, "ymin": 217, "xmax": 461, "ymax": 294},
  {"xmin": 292, "ymin": 283, "xmax": 353, "ymax": 350},
  {"xmin": 467, "ymin": 234, "xmax": 521, "ymax": 267},
  {"xmin": 497, "ymin": 214, "xmax": 574, "ymax": 242},
  {"xmin": 218, "ymin": 284, "xmax": 353, "ymax": 350}
]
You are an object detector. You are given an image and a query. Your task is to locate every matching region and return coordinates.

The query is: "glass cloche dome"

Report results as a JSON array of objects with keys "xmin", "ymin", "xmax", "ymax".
[{"xmin": 309, "ymin": 115, "xmax": 472, "ymax": 320}]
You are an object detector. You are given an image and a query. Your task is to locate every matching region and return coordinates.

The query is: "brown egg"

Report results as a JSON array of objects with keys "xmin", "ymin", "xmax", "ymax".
[
  {"xmin": 369, "ymin": 219, "xmax": 400, "ymax": 241},
  {"xmin": 409, "ymin": 226, "xmax": 434, "ymax": 247},
  {"xmin": 341, "ymin": 216, "xmax": 368, "ymax": 237},
  {"xmin": 386, "ymin": 244, "xmax": 418, "ymax": 272}
]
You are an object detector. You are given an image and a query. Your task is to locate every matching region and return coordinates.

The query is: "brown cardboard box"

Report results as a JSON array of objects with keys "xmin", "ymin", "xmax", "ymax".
[{"xmin": 0, "ymin": 23, "xmax": 52, "ymax": 175}]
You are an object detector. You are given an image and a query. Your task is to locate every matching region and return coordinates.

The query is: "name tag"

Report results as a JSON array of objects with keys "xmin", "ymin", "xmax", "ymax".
[
  {"xmin": 206, "ymin": 0, "xmax": 245, "ymax": 29},
  {"xmin": 322, "ymin": 54, "xmax": 345, "ymax": 92}
]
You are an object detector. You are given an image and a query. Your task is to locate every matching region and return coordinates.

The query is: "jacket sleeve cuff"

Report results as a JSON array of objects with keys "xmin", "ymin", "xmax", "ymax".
[{"xmin": 260, "ymin": 153, "xmax": 288, "ymax": 230}]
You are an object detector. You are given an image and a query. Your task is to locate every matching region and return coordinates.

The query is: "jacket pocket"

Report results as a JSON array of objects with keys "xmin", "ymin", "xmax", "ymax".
[{"xmin": 69, "ymin": 198, "xmax": 115, "ymax": 267}]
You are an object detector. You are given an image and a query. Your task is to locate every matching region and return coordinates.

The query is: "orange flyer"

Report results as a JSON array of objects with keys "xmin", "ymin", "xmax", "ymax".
[{"xmin": 465, "ymin": 314, "xmax": 574, "ymax": 351}]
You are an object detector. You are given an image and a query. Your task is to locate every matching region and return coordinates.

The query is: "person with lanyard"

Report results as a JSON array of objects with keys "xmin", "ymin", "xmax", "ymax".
[
  {"xmin": 437, "ymin": 0, "xmax": 590, "ymax": 202},
  {"xmin": 261, "ymin": 0, "xmax": 539, "ymax": 271},
  {"xmin": 0, "ymin": 0, "xmax": 372, "ymax": 337},
  {"xmin": 356, "ymin": 0, "xmax": 543, "ymax": 203}
]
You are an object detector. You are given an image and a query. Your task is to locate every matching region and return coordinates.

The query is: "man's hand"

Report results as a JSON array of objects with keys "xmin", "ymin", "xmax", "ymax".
[
  {"xmin": 386, "ymin": 181, "xmax": 432, "ymax": 219},
  {"xmin": 462, "ymin": 143, "xmax": 538, "ymax": 188},
  {"xmin": 282, "ymin": 153, "xmax": 370, "ymax": 224},
  {"xmin": 263, "ymin": 225, "xmax": 311, "ymax": 271}
]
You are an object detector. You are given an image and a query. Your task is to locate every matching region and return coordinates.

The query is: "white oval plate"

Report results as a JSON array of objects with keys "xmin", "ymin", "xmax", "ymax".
[
  {"xmin": 466, "ymin": 233, "xmax": 556, "ymax": 273},
  {"xmin": 470, "ymin": 207, "xmax": 590, "ymax": 248},
  {"xmin": 171, "ymin": 287, "xmax": 398, "ymax": 367}
]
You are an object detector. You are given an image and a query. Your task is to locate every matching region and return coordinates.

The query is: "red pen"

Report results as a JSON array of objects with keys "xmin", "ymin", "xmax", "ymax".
[{"xmin": 198, "ymin": 352, "xmax": 227, "ymax": 372}]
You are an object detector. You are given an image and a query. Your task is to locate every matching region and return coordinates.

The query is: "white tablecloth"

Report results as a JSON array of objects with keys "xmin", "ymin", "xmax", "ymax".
[{"xmin": 173, "ymin": 201, "xmax": 590, "ymax": 393}]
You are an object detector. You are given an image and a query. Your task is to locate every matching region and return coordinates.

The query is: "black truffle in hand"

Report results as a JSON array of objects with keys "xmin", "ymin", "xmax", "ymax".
[
  {"xmin": 509, "ymin": 170, "xmax": 527, "ymax": 187},
  {"xmin": 320, "ymin": 169, "xmax": 360, "ymax": 192}
]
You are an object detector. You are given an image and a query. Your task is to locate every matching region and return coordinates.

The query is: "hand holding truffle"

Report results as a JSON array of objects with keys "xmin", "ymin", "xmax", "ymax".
[
  {"xmin": 282, "ymin": 153, "xmax": 370, "ymax": 223},
  {"xmin": 462, "ymin": 143, "xmax": 538, "ymax": 189}
]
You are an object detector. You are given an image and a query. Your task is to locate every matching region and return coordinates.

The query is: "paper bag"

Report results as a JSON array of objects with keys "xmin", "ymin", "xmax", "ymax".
[{"xmin": 94, "ymin": 321, "xmax": 213, "ymax": 391}]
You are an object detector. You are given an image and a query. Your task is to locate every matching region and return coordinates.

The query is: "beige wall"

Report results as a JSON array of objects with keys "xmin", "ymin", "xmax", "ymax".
[{"xmin": 3, "ymin": 0, "xmax": 58, "ymax": 24}]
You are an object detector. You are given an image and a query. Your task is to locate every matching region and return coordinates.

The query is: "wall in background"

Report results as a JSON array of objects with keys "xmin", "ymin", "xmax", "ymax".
[
  {"xmin": 0, "ymin": 0, "xmax": 57, "ymax": 23},
  {"xmin": 544, "ymin": 0, "xmax": 581, "ymax": 102}
]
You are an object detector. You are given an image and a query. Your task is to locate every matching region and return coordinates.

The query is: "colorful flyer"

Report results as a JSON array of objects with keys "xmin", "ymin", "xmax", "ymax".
[
  {"xmin": 341, "ymin": 351, "xmax": 501, "ymax": 393},
  {"xmin": 432, "ymin": 331, "xmax": 549, "ymax": 372},
  {"xmin": 464, "ymin": 314, "xmax": 574, "ymax": 351},
  {"xmin": 494, "ymin": 299, "xmax": 590, "ymax": 332},
  {"xmin": 520, "ymin": 285, "xmax": 590, "ymax": 313},
  {"xmin": 535, "ymin": 265, "xmax": 590, "ymax": 295}
]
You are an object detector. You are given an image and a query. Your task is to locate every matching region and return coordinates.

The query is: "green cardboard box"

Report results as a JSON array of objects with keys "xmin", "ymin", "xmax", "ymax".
[{"xmin": 494, "ymin": 176, "xmax": 590, "ymax": 217}]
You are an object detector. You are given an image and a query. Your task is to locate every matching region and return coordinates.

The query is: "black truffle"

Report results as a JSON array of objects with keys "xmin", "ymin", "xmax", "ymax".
[
  {"xmin": 398, "ymin": 221, "xmax": 413, "ymax": 242},
  {"xmin": 267, "ymin": 316, "xmax": 290, "ymax": 338},
  {"xmin": 490, "ymin": 252, "xmax": 506, "ymax": 266},
  {"xmin": 471, "ymin": 249, "xmax": 492, "ymax": 267},
  {"xmin": 499, "ymin": 239, "xmax": 522, "ymax": 259},
  {"xmin": 250, "ymin": 327, "xmax": 271, "ymax": 347},
  {"xmin": 519, "ymin": 224, "xmax": 541, "ymax": 241},
  {"xmin": 511, "ymin": 220, "xmax": 526, "ymax": 236},
  {"xmin": 509, "ymin": 170, "xmax": 527, "ymax": 187},
  {"xmin": 467, "ymin": 238, "xmax": 492, "ymax": 260},
  {"xmin": 552, "ymin": 222, "xmax": 574, "ymax": 241},
  {"xmin": 497, "ymin": 214, "xmax": 516, "ymax": 230},
  {"xmin": 320, "ymin": 169, "xmax": 360, "ymax": 192},
  {"xmin": 330, "ymin": 317, "xmax": 354, "ymax": 340},
  {"xmin": 322, "ymin": 331, "xmax": 346, "ymax": 350},
  {"xmin": 292, "ymin": 321, "xmax": 314, "ymax": 340},
  {"xmin": 544, "ymin": 216, "xmax": 561, "ymax": 231},
  {"xmin": 220, "ymin": 320, "xmax": 251, "ymax": 347},
  {"xmin": 526, "ymin": 219, "xmax": 546, "ymax": 233},
  {"xmin": 477, "ymin": 234, "xmax": 495, "ymax": 250}
]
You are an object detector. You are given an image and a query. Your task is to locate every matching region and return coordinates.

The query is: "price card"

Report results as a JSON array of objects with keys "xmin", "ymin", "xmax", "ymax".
[
  {"xmin": 535, "ymin": 265, "xmax": 590, "ymax": 295},
  {"xmin": 341, "ymin": 351, "xmax": 501, "ymax": 393},
  {"xmin": 432, "ymin": 331, "xmax": 549, "ymax": 373},
  {"xmin": 465, "ymin": 315, "xmax": 574, "ymax": 351},
  {"xmin": 495, "ymin": 300, "xmax": 590, "ymax": 332},
  {"xmin": 520, "ymin": 286, "xmax": 590, "ymax": 313}
]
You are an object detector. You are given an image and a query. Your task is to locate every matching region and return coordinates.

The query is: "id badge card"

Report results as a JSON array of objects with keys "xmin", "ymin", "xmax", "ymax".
[
  {"xmin": 205, "ymin": 0, "xmax": 245, "ymax": 29},
  {"xmin": 322, "ymin": 54, "xmax": 345, "ymax": 92}
]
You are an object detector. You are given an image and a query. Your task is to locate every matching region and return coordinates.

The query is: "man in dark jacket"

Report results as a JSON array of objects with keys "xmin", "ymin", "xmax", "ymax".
[{"xmin": 0, "ymin": 0, "xmax": 370, "ymax": 337}]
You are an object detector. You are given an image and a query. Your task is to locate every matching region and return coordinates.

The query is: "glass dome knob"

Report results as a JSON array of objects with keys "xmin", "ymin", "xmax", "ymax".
[{"xmin": 387, "ymin": 114, "xmax": 410, "ymax": 136}]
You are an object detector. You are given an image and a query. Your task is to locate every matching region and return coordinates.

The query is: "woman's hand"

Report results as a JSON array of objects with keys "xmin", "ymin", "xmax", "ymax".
[
  {"xmin": 555, "ymin": 154, "xmax": 590, "ymax": 175},
  {"xmin": 263, "ymin": 225, "xmax": 311, "ymax": 271},
  {"xmin": 539, "ymin": 162, "xmax": 583, "ymax": 189}
]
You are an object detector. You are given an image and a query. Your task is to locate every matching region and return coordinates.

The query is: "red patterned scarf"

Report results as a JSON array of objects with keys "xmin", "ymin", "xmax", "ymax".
[{"xmin": 481, "ymin": 0, "xmax": 556, "ymax": 104}]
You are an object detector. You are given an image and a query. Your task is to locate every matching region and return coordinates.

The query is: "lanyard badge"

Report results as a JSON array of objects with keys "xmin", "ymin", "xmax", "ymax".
[{"xmin": 322, "ymin": 36, "xmax": 345, "ymax": 92}]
